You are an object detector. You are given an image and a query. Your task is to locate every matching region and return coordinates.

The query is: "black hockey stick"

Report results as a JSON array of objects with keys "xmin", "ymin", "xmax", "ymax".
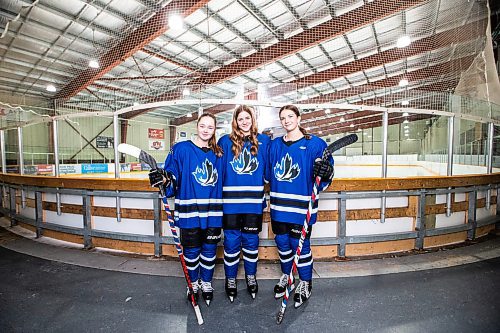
[
  {"xmin": 117, "ymin": 143, "xmax": 204, "ymax": 325},
  {"xmin": 276, "ymin": 133, "xmax": 358, "ymax": 324}
]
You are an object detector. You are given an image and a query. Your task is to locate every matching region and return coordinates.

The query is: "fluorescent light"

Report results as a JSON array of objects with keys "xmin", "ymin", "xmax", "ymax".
[
  {"xmin": 396, "ymin": 35, "xmax": 411, "ymax": 48},
  {"xmin": 169, "ymin": 14, "xmax": 184, "ymax": 30},
  {"xmin": 340, "ymin": 117, "xmax": 345, "ymax": 122},
  {"xmin": 405, "ymin": 133, "xmax": 409, "ymax": 136},
  {"xmin": 403, "ymin": 119, "xmax": 409, "ymax": 124},
  {"xmin": 89, "ymin": 60, "xmax": 99, "ymax": 68},
  {"xmin": 46, "ymin": 84, "xmax": 56, "ymax": 92},
  {"xmin": 401, "ymin": 100, "xmax": 409, "ymax": 106},
  {"xmin": 325, "ymin": 109, "xmax": 331, "ymax": 114},
  {"xmin": 399, "ymin": 79, "xmax": 409, "ymax": 87},
  {"xmin": 404, "ymin": 125, "xmax": 409, "ymax": 129},
  {"xmin": 403, "ymin": 112, "xmax": 409, "ymax": 117},
  {"xmin": 182, "ymin": 88, "xmax": 190, "ymax": 96},
  {"xmin": 349, "ymin": 123, "xmax": 354, "ymax": 128}
]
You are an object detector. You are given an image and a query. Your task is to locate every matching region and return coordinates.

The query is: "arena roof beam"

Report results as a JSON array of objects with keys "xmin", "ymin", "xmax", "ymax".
[
  {"xmin": 171, "ymin": 18, "xmax": 483, "ymax": 126},
  {"xmin": 54, "ymin": 0, "xmax": 210, "ymax": 100},
  {"xmin": 185, "ymin": 0, "xmax": 425, "ymax": 87}
]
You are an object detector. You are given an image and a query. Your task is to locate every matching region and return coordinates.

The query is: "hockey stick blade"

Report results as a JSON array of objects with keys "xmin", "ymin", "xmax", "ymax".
[
  {"xmin": 326, "ymin": 133, "xmax": 358, "ymax": 155},
  {"xmin": 118, "ymin": 143, "xmax": 158, "ymax": 169}
]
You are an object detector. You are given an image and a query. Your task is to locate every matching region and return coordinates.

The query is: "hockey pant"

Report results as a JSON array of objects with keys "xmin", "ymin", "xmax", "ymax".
[
  {"xmin": 272, "ymin": 221, "xmax": 313, "ymax": 281},
  {"xmin": 180, "ymin": 227, "xmax": 221, "ymax": 283},
  {"xmin": 223, "ymin": 214, "xmax": 262, "ymax": 278}
]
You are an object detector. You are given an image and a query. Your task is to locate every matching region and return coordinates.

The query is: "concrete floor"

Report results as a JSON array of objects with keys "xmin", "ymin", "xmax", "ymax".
[{"xmin": 0, "ymin": 225, "xmax": 499, "ymax": 333}]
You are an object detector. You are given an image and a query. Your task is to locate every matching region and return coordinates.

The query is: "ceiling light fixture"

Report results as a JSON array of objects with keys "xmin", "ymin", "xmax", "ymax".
[
  {"xmin": 46, "ymin": 84, "xmax": 56, "ymax": 92},
  {"xmin": 182, "ymin": 88, "xmax": 190, "ymax": 96},
  {"xmin": 169, "ymin": 14, "xmax": 184, "ymax": 30},
  {"xmin": 401, "ymin": 100, "xmax": 409, "ymax": 106},
  {"xmin": 399, "ymin": 79, "xmax": 409, "ymax": 87},
  {"xmin": 396, "ymin": 35, "xmax": 411, "ymax": 48},
  {"xmin": 89, "ymin": 60, "xmax": 99, "ymax": 69}
]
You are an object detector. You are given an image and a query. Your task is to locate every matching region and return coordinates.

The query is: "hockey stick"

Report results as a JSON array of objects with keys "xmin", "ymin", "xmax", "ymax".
[
  {"xmin": 117, "ymin": 143, "xmax": 204, "ymax": 326},
  {"xmin": 276, "ymin": 134, "xmax": 358, "ymax": 324}
]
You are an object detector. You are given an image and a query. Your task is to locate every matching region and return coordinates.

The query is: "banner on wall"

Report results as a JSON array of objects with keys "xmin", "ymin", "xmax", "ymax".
[
  {"xmin": 96, "ymin": 136, "xmax": 113, "ymax": 148},
  {"xmin": 37, "ymin": 164, "xmax": 54, "ymax": 175},
  {"xmin": 148, "ymin": 128, "xmax": 164, "ymax": 139},
  {"xmin": 82, "ymin": 164, "xmax": 108, "ymax": 174},
  {"xmin": 59, "ymin": 164, "xmax": 81, "ymax": 174},
  {"xmin": 149, "ymin": 140, "xmax": 165, "ymax": 151},
  {"xmin": 130, "ymin": 163, "xmax": 142, "ymax": 171},
  {"xmin": 24, "ymin": 165, "xmax": 38, "ymax": 175}
]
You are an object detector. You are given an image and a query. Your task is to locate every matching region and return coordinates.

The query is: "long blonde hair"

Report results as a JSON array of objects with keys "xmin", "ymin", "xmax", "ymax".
[
  {"xmin": 230, "ymin": 105, "xmax": 259, "ymax": 157},
  {"xmin": 197, "ymin": 113, "xmax": 223, "ymax": 157}
]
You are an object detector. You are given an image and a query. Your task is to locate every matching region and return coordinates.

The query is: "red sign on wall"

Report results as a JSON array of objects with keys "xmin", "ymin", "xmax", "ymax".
[
  {"xmin": 130, "ymin": 163, "xmax": 142, "ymax": 171},
  {"xmin": 148, "ymin": 128, "xmax": 164, "ymax": 139},
  {"xmin": 37, "ymin": 164, "xmax": 54, "ymax": 175}
]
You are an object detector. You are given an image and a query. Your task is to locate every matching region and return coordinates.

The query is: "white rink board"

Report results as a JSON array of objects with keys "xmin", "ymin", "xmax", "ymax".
[
  {"xmin": 435, "ymin": 212, "xmax": 466, "ymax": 228},
  {"xmin": 45, "ymin": 211, "xmax": 83, "ymax": 228},
  {"xmin": 93, "ymin": 216, "xmax": 154, "ymax": 235},
  {"xmin": 93, "ymin": 196, "xmax": 153, "ymax": 209},
  {"xmin": 346, "ymin": 217, "xmax": 413, "ymax": 236}
]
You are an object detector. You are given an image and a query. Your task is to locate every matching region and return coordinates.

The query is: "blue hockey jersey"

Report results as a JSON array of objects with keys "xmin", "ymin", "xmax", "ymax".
[
  {"xmin": 218, "ymin": 133, "xmax": 270, "ymax": 214},
  {"xmin": 267, "ymin": 135, "xmax": 333, "ymax": 225},
  {"xmin": 163, "ymin": 141, "xmax": 223, "ymax": 229}
]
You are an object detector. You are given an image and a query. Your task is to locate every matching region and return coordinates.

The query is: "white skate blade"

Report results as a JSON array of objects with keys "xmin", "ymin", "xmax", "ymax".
[
  {"xmin": 251, "ymin": 293, "xmax": 256, "ymax": 299},
  {"xmin": 205, "ymin": 299, "xmax": 211, "ymax": 306},
  {"xmin": 229, "ymin": 296, "xmax": 234, "ymax": 303}
]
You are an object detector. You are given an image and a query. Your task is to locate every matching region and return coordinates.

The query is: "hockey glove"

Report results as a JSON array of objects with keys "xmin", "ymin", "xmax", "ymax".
[
  {"xmin": 148, "ymin": 168, "xmax": 170, "ymax": 188},
  {"xmin": 313, "ymin": 158, "xmax": 334, "ymax": 182}
]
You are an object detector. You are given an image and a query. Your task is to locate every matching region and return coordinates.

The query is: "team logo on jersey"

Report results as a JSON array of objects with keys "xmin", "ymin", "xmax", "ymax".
[
  {"xmin": 230, "ymin": 147, "xmax": 259, "ymax": 175},
  {"xmin": 192, "ymin": 159, "xmax": 218, "ymax": 187},
  {"xmin": 274, "ymin": 153, "xmax": 300, "ymax": 182}
]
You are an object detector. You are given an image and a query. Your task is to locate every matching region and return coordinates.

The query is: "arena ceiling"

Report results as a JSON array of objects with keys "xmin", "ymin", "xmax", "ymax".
[{"xmin": 0, "ymin": 0, "xmax": 497, "ymax": 136}]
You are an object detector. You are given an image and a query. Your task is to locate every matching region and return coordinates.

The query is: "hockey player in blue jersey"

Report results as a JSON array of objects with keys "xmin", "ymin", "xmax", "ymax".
[
  {"xmin": 149, "ymin": 113, "xmax": 223, "ymax": 306},
  {"xmin": 218, "ymin": 105, "xmax": 270, "ymax": 302},
  {"xmin": 268, "ymin": 105, "xmax": 334, "ymax": 308}
]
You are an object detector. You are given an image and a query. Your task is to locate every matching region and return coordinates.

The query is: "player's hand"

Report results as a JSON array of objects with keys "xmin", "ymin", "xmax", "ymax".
[
  {"xmin": 313, "ymin": 158, "xmax": 334, "ymax": 182},
  {"xmin": 148, "ymin": 168, "xmax": 170, "ymax": 188}
]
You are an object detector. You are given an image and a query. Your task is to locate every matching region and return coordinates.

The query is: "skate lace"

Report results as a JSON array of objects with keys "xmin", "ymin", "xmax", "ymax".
[
  {"xmin": 278, "ymin": 274, "xmax": 289, "ymax": 288},
  {"xmin": 200, "ymin": 280, "xmax": 213, "ymax": 292},
  {"xmin": 227, "ymin": 278, "xmax": 237, "ymax": 289},
  {"xmin": 246, "ymin": 275, "xmax": 257, "ymax": 286},
  {"xmin": 296, "ymin": 280, "xmax": 309, "ymax": 297}
]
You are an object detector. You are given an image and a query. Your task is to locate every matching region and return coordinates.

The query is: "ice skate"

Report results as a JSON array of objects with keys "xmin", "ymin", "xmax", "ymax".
[
  {"xmin": 200, "ymin": 280, "xmax": 213, "ymax": 306},
  {"xmin": 293, "ymin": 280, "xmax": 312, "ymax": 308},
  {"xmin": 245, "ymin": 274, "xmax": 258, "ymax": 299},
  {"xmin": 274, "ymin": 273, "xmax": 294, "ymax": 299},
  {"xmin": 225, "ymin": 277, "xmax": 237, "ymax": 302}
]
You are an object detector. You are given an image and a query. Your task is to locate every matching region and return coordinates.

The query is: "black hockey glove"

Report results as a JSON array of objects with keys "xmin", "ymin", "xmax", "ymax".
[
  {"xmin": 313, "ymin": 158, "xmax": 334, "ymax": 182},
  {"xmin": 148, "ymin": 168, "xmax": 170, "ymax": 188}
]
